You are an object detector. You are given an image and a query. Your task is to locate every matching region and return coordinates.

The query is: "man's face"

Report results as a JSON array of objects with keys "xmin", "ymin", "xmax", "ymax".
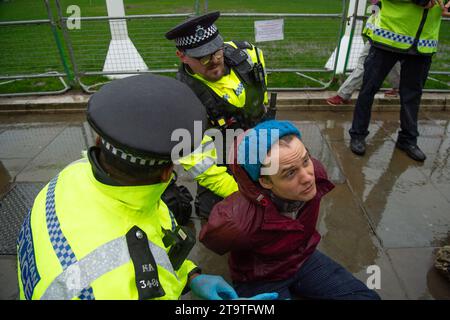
[
  {"xmin": 259, "ymin": 137, "xmax": 316, "ymax": 202},
  {"xmin": 177, "ymin": 49, "xmax": 225, "ymax": 82}
]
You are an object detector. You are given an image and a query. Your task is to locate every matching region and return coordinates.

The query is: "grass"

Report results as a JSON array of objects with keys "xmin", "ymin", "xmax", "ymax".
[{"xmin": 0, "ymin": 0, "xmax": 448, "ymax": 94}]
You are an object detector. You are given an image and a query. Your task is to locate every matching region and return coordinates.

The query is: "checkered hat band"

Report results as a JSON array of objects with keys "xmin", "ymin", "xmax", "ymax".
[
  {"xmin": 175, "ymin": 24, "xmax": 218, "ymax": 48},
  {"xmin": 101, "ymin": 139, "xmax": 170, "ymax": 166}
]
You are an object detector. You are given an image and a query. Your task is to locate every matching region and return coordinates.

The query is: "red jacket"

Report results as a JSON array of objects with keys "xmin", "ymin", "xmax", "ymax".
[{"xmin": 199, "ymin": 142, "xmax": 335, "ymax": 283}]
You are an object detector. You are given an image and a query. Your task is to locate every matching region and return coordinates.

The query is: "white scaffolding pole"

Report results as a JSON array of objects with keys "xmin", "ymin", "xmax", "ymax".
[
  {"xmin": 102, "ymin": 0, "xmax": 148, "ymax": 79},
  {"xmin": 325, "ymin": 0, "xmax": 368, "ymax": 74}
]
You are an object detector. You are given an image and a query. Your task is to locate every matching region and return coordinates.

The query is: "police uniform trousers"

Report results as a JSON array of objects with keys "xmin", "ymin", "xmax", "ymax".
[{"xmin": 349, "ymin": 45, "xmax": 432, "ymax": 146}]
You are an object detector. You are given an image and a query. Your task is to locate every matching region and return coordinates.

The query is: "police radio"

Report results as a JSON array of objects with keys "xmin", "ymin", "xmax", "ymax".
[{"xmin": 162, "ymin": 225, "xmax": 196, "ymax": 270}]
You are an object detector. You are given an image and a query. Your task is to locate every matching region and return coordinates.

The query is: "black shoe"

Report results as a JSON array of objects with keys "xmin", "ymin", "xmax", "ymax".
[
  {"xmin": 396, "ymin": 143, "xmax": 426, "ymax": 162},
  {"xmin": 350, "ymin": 137, "xmax": 366, "ymax": 155}
]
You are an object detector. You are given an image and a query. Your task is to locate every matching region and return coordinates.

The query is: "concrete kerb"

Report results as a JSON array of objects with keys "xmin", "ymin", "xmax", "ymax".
[{"xmin": 0, "ymin": 91, "xmax": 449, "ymax": 114}]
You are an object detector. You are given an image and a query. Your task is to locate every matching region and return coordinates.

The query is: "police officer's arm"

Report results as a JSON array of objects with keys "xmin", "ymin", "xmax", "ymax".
[{"xmin": 178, "ymin": 135, "xmax": 238, "ymax": 198}]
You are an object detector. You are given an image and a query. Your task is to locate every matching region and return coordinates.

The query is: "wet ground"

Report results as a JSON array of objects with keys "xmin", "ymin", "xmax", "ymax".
[{"xmin": 1, "ymin": 110, "xmax": 450, "ymax": 300}]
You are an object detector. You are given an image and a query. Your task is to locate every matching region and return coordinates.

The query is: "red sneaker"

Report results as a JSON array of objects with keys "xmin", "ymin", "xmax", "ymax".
[
  {"xmin": 326, "ymin": 95, "xmax": 350, "ymax": 106},
  {"xmin": 384, "ymin": 89, "xmax": 399, "ymax": 98}
]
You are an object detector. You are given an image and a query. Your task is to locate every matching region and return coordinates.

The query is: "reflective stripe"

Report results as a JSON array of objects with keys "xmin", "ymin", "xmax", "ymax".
[
  {"xmin": 148, "ymin": 241, "xmax": 178, "ymax": 281},
  {"xmin": 187, "ymin": 157, "xmax": 216, "ymax": 178},
  {"xmin": 45, "ymin": 175, "xmax": 95, "ymax": 300},
  {"xmin": 41, "ymin": 236, "xmax": 129, "ymax": 300},
  {"xmin": 366, "ymin": 23, "xmax": 414, "ymax": 45},
  {"xmin": 366, "ymin": 23, "xmax": 438, "ymax": 49},
  {"xmin": 418, "ymin": 39, "xmax": 438, "ymax": 49},
  {"xmin": 190, "ymin": 139, "xmax": 215, "ymax": 156},
  {"xmin": 41, "ymin": 236, "xmax": 178, "ymax": 299}
]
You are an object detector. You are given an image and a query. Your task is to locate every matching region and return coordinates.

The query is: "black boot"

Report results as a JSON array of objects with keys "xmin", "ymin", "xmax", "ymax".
[
  {"xmin": 396, "ymin": 142, "xmax": 426, "ymax": 162},
  {"xmin": 350, "ymin": 137, "xmax": 366, "ymax": 156}
]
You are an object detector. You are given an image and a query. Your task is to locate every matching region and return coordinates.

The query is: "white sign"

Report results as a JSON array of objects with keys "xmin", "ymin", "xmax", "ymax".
[{"xmin": 254, "ymin": 19, "xmax": 284, "ymax": 43}]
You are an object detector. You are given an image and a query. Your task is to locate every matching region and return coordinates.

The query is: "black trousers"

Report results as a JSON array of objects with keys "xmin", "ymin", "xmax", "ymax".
[{"xmin": 349, "ymin": 45, "xmax": 432, "ymax": 146}]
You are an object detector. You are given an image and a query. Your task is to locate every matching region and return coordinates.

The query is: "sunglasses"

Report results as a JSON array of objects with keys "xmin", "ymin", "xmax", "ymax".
[{"xmin": 191, "ymin": 47, "xmax": 224, "ymax": 66}]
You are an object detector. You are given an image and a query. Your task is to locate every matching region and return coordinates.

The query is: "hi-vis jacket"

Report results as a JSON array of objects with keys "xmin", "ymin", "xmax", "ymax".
[
  {"xmin": 17, "ymin": 159, "xmax": 197, "ymax": 300},
  {"xmin": 178, "ymin": 41, "xmax": 268, "ymax": 198},
  {"xmin": 364, "ymin": 0, "xmax": 442, "ymax": 55}
]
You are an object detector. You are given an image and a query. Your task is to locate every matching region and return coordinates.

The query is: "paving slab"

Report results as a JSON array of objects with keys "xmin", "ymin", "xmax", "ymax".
[
  {"xmin": 329, "ymin": 140, "xmax": 450, "ymax": 249},
  {"xmin": 386, "ymin": 247, "xmax": 450, "ymax": 300},
  {"xmin": 0, "ymin": 125, "xmax": 65, "ymax": 159},
  {"xmin": 0, "ymin": 256, "xmax": 18, "ymax": 300},
  {"xmin": 16, "ymin": 126, "xmax": 88, "ymax": 182},
  {"xmin": 316, "ymin": 183, "xmax": 408, "ymax": 300}
]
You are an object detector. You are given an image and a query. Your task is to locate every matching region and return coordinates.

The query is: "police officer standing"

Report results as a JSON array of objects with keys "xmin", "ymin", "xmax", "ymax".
[
  {"xmin": 16, "ymin": 74, "xmax": 277, "ymax": 300},
  {"xmin": 349, "ymin": 0, "xmax": 444, "ymax": 161},
  {"xmin": 165, "ymin": 11, "xmax": 275, "ymax": 218}
]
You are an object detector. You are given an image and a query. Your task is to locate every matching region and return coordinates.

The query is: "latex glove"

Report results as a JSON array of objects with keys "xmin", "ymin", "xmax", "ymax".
[
  {"xmin": 235, "ymin": 292, "xmax": 279, "ymax": 300},
  {"xmin": 190, "ymin": 274, "xmax": 238, "ymax": 300}
]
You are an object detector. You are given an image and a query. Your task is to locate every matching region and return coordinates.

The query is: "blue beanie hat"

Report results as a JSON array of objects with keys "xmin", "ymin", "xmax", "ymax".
[{"xmin": 237, "ymin": 120, "xmax": 302, "ymax": 181}]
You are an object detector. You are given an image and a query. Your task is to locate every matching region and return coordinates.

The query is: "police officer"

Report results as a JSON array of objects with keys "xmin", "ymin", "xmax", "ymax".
[
  {"xmin": 165, "ymin": 11, "xmax": 275, "ymax": 218},
  {"xmin": 349, "ymin": 0, "xmax": 443, "ymax": 161},
  {"xmin": 16, "ymin": 74, "xmax": 277, "ymax": 300}
]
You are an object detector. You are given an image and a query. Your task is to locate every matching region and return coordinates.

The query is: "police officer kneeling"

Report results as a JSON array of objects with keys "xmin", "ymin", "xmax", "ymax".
[{"xmin": 16, "ymin": 74, "xmax": 277, "ymax": 300}]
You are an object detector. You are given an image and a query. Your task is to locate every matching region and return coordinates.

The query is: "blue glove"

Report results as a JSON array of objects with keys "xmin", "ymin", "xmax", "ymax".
[
  {"xmin": 190, "ymin": 274, "xmax": 239, "ymax": 300},
  {"xmin": 234, "ymin": 292, "xmax": 279, "ymax": 300},
  {"xmin": 248, "ymin": 292, "xmax": 279, "ymax": 300}
]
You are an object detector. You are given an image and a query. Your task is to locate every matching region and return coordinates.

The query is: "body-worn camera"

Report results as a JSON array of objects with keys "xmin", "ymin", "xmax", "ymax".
[{"xmin": 162, "ymin": 225, "xmax": 196, "ymax": 270}]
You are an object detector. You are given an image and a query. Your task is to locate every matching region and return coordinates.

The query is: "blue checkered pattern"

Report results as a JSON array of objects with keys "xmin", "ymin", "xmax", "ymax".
[
  {"xmin": 234, "ymin": 82, "xmax": 245, "ymax": 96},
  {"xmin": 374, "ymin": 29, "xmax": 414, "ymax": 45},
  {"xmin": 366, "ymin": 23, "xmax": 414, "ymax": 45},
  {"xmin": 45, "ymin": 175, "xmax": 95, "ymax": 300},
  {"xmin": 223, "ymin": 93, "xmax": 230, "ymax": 101},
  {"xmin": 367, "ymin": 22, "xmax": 438, "ymax": 50},
  {"xmin": 418, "ymin": 39, "xmax": 438, "ymax": 48},
  {"xmin": 168, "ymin": 210, "xmax": 177, "ymax": 231},
  {"xmin": 78, "ymin": 287, "xmax": 95, "ymax": 300}
]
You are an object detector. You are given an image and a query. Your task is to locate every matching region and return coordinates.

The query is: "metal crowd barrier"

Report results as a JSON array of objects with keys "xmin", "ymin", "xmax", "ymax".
[
  {"xmin": 0, "ymin": 0, "xmax": 71, "ymax": 97},
  {"xmin": 54, "ymin": 0, "xmax": 347, "ymax": 92}
]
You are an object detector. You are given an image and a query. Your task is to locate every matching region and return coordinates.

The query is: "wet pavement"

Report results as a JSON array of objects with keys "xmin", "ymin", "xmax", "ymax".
[{"xmin": 1, "ymin": 110, "xmax": 450, "ymax": 300}]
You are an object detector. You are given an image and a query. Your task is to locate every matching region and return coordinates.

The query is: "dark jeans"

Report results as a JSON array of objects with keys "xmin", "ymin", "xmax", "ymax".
[
  {"xmin": 349, "ymin": 45, "xmax": 432, "ymax": 146},
  {"xmin": 234, "ymin": 250, "xmax": 381, "ymax": 300}
]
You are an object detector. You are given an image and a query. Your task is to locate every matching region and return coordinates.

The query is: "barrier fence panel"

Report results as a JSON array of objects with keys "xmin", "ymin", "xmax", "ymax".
[
  {"xmin": 55, "ymin": 8, "xmax": 347, "ymax": 92},
  {"xmin": 216, "ymin": 12, "xmax": 345, "ymax": 90},
  {"xmin": 0, "ymin": 0, "xmax": 71, "ymax": 96},
  {"xmin": 0, "ymin": 0, "xmax": 448, "ymax": 95}
]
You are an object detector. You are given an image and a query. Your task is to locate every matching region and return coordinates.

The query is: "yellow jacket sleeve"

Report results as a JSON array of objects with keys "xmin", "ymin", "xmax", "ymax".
[{"xmin": 178, "ymin": 135, "xmax": 238, "ymax": 198}]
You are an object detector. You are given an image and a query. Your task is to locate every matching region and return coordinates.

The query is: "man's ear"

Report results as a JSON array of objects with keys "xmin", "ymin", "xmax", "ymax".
[
  {"xmin": 258, "ymin": 176, "xmax": 273, "ymax": 190},
  {"xmin": 176, "ymin": 50, "xmax": 187, "ymax": 63},
  {"xmin": 160, "ymin": 164, "xmax": 174, "ymax": 182}
]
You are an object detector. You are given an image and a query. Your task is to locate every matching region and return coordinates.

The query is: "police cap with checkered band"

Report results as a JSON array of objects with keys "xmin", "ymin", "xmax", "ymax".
[
  {"xmin": 86, "ymin": 74, "xmax": 207, "ymax": 167},
  {"xmin": 165, "ymin": 11, "xmax": 223, "ymax": 58}
]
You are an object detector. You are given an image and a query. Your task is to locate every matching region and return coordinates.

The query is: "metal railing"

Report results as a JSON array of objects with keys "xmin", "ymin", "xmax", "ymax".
[
  {"xmin": 53, "ymin": 0, "xmax": 347, "ymax": 92},
  {"xmin": 0, "ymin": 0, "xmax": 448, "ymax": 96},
  {"xmin": 0, "ymin": 0, "xmax": 71, "ymax": 96}
]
